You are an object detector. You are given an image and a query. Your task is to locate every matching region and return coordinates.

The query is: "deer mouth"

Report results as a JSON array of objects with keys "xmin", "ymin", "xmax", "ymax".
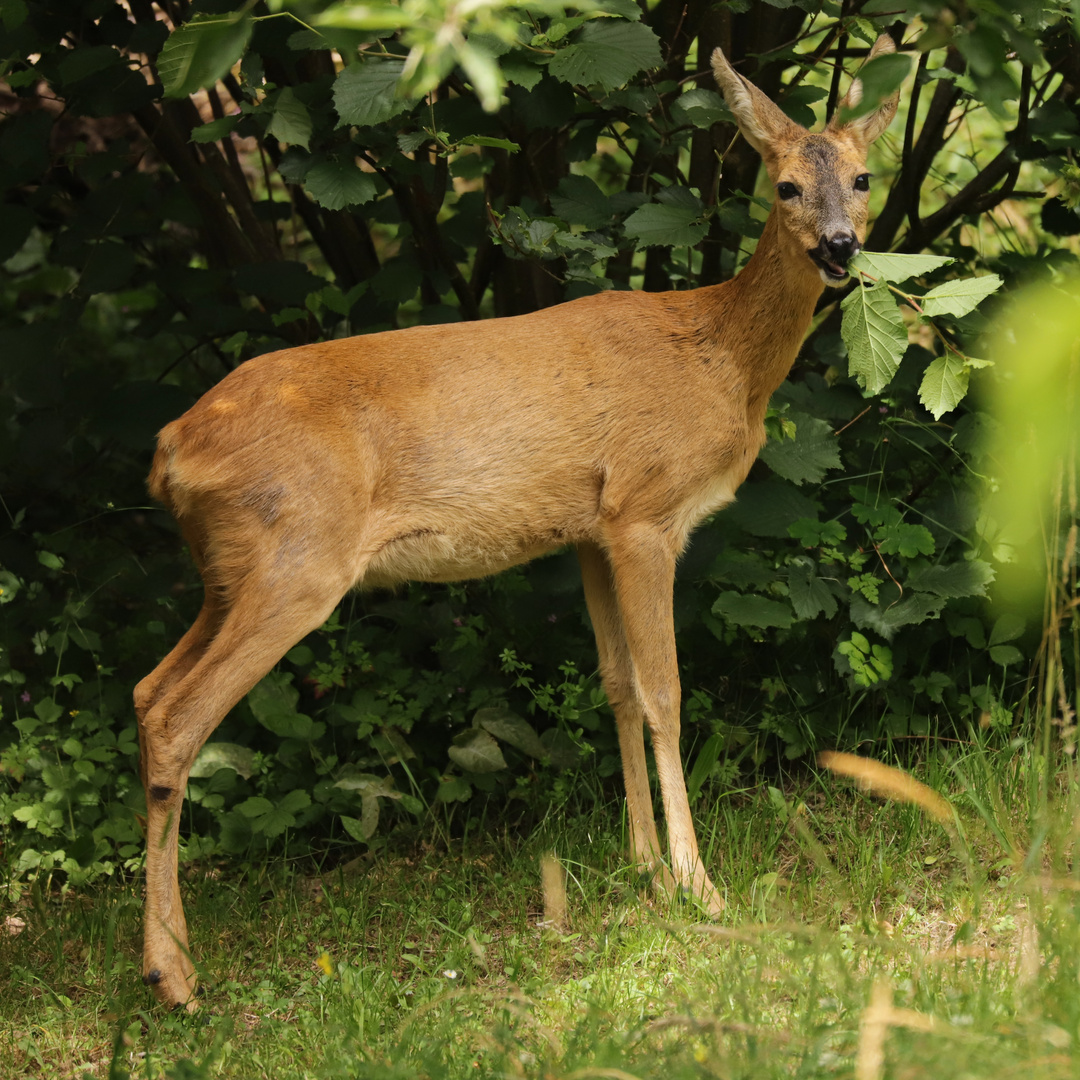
[
  {"xmin": 808, "ymin": 248, "xmax": 851, "ymax": 285},
  {"xmin": 808, "ymin": 237, "xmax": 860, "ymax": 286}
]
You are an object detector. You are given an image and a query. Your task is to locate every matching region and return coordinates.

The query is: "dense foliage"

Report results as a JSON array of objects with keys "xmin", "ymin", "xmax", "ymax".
[{"xmin": 1, "ymin": 0, "xmax": 1078, "ymax": 884}]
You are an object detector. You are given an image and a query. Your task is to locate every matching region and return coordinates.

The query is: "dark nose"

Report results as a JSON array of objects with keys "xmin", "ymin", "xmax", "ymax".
[{"xmin": 824, "ymin": 232, "xmax": 859, "ymax": 265}]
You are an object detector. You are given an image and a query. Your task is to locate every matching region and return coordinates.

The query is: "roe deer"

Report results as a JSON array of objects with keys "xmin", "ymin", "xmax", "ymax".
[{"xmin": 135, "ymin": 37, "xmax": 899, "ymax": 1008}]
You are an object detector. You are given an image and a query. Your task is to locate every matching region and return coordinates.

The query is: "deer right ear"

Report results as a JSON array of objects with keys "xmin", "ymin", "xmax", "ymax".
[
  {"xmin": 827, "ymin": 35, "xmax": 901, "ymax": 148},
  {"xmin": 711, "ymin": 47, "xmax": 801, "ymax": 165}
]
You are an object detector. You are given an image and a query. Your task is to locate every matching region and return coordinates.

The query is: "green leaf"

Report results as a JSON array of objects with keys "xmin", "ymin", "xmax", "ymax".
[
  {"xmin": 759, "ymin": 413, "xmax": 840, "ymax": 486},
  {"xmin": 710, "ymin": 550, "xmax": 777, "ymax": 590},
  {"xmin": 989, "ymin": 645, "xmax": 1024, "ymax": 667},
  {"xmin": 448, "ymin": 730, "xmax": 508, "ymax": 773},
  {"xmin": 724, "ymin": 480, "xmax": 819, "ymax": 539},
  {"xmin": 218, "ymin": 811, "xmax": 252, "ymax": 853},
  {"xmin": 716, "ymin": 199, "xmax": 763, "ymax": 238},
  {"xmin": 1, "ymin": 0, "xmax": 27, "ymax": 29},
  {"xmin": 593, "ymin": 0, "xmax": 643, "ymax": 17},
  {"xmin": 673, "ymin": 88, "xmax": 731, "ymax": 128},
  {"xmin": 788, "ymin": 562, "xmax": 838, "ymax": 620},
  {"xmin": 837, "ymin": 53, "xmax": 911, "ymax": 123},
  {"xmin": 789, "ymin": 518, "xmax": 847, "ymax": 548},
  {"xmin": 436, "ymin": 777, "xmax": 473, "ymax": 803},
  {"xmin": 906, "ymin": 560, "xmax": 995, "ymax": 598},
  {"xmin": 548, "ymin": 19, "xmax": 662, "ymax": 92},
  {"xmin": 475, "ymin": 707, "xmax": 547, "ymax": 758},
  {"xmin": 248, "ymin": 672, "xmax": 314, "ymax": 739},
  {"xmin": 190, "ymin": 742, "xmax": 256, "ymax": 780},
  {"xmin": 655, "ymin": 185, "xmax": 704, "ymax": 211},
  {"xmin": 314, "ymin": 3, "xmax": 411, "ymax": 30},
  {"xmin": 458, "ymin": 134, "xmax": 521, "ymax": 152},
  {"xmin": 712, "ymin": 592, "xmax": 794, "ymax": 629},
  {"xmin": 0, "ymin": 569, "xmax": 22, "ymax": 604},
  {"xmin": 333, "ymin": 771, "xmax": 401, "ymax": 798},
  {"xmin": 841, "ymin": 278, "xmax": 909, "ymax": 395},
  {"xmin": 158, "ymin": 13, "xmax": 254, "ymax": 99},
  {"xmin": 240, "ymin": 789, "xmax": 310, "ymax": 838},
  {"xmin": 912, "ymin": 671, "xmax": 952, "ymax": 703},
  {"xmin": 687, "ymin": 732, "xmax": 725, "ymax": 803},
  {"xmin": 876, "ymin": 522, "xmax": 935, "ymax": 558},
  {"xmin": 279, "ymin": 789, "xmax": 312, "ymax": 816},
  {"xmin": 622, "ymin": 203, "xmax": 706, "ymax": 248},
  {"xmin": 236, "ymin": 796, "xmax": 273, "ymax": 819},
  {"xmin": 59, "ymin": 44, "xmax": 123, "ymax": 84},
  {"xmin": 776, "ymin": 83, "xmax": 828, "ymax": 127},
  {"xmin": 268, "ymin": 87, "xmax": 313, "ymax": 150},
  {"xmin": 850, "ymin": 593, "xmax": 946, "ymax": 639},
  {"xmin": 501, "ymin": 54, "xmax": 545, "ymax": 89},
  {"xmin": 191, "ymin": 115, "xmax": 239, "ymax": 144},
  {"xmin": 921, "ymin": 274, "xmax": 1004, "ymax": 319},
  {"xmin": 989, "ymin": 613, "xmax": 1025, "ymax": 647},
  {"xmin": 837, "ymin": 633, "xmax": 893, "ymax": 686},
  {"xmin": 333, "ymin": 58, "xmax": 409, "ymax": 127},
  {"xmin": 303, "ymin": 159, "xmax": 379, "ymax": 210},
  {"xmin": 919, "ymin": 353, "xmax": 970, "ymax": 420},
  {"xmin": 550, "ymin": 174, "xmax": 613, "ymax": 229},
  {"xmin": 34, "ymin": 698, "xmax": 64, "ymax": 725},
  {"xmin": 457, "ymin": 38, "xmax": 505, "ymax": 112},
  {"xmin": 340, "ymin": 798, "xmax": 379, "ymax": 841},
  {"xmin": 851, "ymin": 251, "xmax": 954, "ymax": 282}
]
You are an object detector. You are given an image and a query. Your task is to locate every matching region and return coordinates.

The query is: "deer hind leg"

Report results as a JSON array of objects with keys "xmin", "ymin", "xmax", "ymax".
[
  {"xmin": 578, "ymin": 542, "xmax": 673, "ymax": 894},
  {"xmin": 600, "ymin": 525, "xmax": 724, "ymax": 916},
  {"xmin": 134, "ymin": 529, "xmax": 222, "ymax": 786},
  {"xmin": 134, "ymin": 598, "xmax": 224, "ymax": 790},
  {"xmin": 140, "ymin": 563, "xmax": 346, "ymax": 1010}
]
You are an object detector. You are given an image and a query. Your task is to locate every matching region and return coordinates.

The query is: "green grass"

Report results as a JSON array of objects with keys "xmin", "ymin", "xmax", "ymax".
[{"xmin": 2, "ymin": 740, "xmax": 1079, "ymax": 1079}]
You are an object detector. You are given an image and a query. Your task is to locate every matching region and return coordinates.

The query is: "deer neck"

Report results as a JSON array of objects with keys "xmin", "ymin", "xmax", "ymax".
[{"xmin": 712, "ymin": 209, "xmax": 825, "ymax": 418}]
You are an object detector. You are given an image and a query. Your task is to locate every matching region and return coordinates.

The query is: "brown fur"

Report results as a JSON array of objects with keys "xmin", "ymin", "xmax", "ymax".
[{"xmin": 134, "ymin": 38, "xmax": 899, "ymax": 1008}]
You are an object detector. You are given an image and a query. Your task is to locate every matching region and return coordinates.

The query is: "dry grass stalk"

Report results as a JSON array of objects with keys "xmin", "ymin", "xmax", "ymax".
[
  {"xmin": 855, "ymin": 979, "xmax": 942, "ymax": 1080},
  {"xmin": 1017, "ymin": 905, "xmax": 1041, "ymax": 987},
  {"xmin": 819, "ymin": 751, "xmax": 952, "ymax": 823},
  {"xmin": 540, "ymin": 852, "xmax": 567, "ymax": 932}
]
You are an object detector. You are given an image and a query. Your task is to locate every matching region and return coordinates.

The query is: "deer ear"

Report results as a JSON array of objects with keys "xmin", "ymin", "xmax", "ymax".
[
  {"xmin": 711, "ymin": 47, "xmax": 802, "ymax": 165},
  {"xmin": 828, "ymin": 34, "xmax": 901, "ymax": 147}
]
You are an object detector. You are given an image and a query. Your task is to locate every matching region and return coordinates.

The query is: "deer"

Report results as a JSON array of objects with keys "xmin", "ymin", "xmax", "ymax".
[{"xmin": 134, "ymin": 36, "xmax": 900, "ymax": 1009}]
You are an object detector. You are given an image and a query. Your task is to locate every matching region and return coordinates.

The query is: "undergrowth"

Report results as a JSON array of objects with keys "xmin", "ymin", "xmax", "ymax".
[{"xmin": 2, "ymin": 737, "xmax": 1077, "ymax": 1080}]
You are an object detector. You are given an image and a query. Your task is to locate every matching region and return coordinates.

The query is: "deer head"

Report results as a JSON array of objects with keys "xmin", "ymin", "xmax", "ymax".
[{"xmin": 712, "ymin": 36, "xmax": 901, "ymax": 286}]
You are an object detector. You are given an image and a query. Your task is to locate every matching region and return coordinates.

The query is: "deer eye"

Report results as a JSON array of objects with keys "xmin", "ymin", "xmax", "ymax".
[
  {"xmin": 854, "ymin": 173, "xmax": 871, "ymax": 192},
  {"xmin": 776, "ymin": 181, "xmax": 800, "ymax": 200}
]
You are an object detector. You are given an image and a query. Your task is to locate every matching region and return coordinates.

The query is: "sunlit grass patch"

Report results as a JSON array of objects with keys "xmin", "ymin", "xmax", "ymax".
[{"xmin": 1, "ymin": 743, "xmax": 1078, "ymax": 1079}]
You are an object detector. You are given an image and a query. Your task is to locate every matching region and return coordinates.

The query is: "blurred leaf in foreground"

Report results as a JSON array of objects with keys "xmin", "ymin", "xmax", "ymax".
[{"xmin": 985, "ymin": 278, "xmax": 1080, "ymax": 610}]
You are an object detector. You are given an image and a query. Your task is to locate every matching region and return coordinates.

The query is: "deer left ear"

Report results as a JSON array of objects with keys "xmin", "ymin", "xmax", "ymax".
[
  {"xmin": 711, "ymin": 46, "xmax": 803, "ymax": 168},
  {"xmin": 827, "ymin": 34, "xmax": 901, "ymax": 148}
]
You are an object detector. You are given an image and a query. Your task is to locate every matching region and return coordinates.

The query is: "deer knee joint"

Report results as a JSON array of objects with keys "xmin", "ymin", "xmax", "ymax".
[{"xmin": 149, "ymin": 785, "xmax": 173, "ymax": 802}]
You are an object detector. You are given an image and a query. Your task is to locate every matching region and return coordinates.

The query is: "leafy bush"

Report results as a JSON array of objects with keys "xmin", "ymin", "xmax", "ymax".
[{"xmin": 2, "ymin": 0, "xmax": 1078, "ymax": 882}]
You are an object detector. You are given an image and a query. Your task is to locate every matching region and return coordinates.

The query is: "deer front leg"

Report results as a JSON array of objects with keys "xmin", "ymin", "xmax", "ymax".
[
  {"xmin": 604, "ymin": 526, "xmax": 724, "ymax": 916},
  {"xmin": 578, "ymin": 543, "xmax": 676, "ymax": 895}
]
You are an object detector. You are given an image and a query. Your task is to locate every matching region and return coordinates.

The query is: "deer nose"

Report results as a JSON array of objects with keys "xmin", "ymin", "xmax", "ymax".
[{"xmin": 824, "ymin": 232, "xmax": 859, "ymax": 265}]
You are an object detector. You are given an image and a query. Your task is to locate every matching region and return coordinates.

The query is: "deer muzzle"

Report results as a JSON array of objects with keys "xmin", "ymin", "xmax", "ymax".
[{"xmin": 809, "ymin": 232, "xmax": 860, "ymax": 285}]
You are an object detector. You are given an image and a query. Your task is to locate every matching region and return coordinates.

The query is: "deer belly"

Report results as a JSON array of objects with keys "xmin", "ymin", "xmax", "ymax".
[{"xmin": 362, "ymin": 526, "xmax": 565, "ymax": 587}]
